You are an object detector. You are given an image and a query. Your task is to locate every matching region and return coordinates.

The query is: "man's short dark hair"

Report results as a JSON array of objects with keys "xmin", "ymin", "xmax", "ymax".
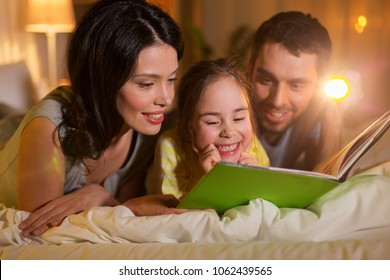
[{"xmin": 249, "ymin": 11, "xmax": 332, "ymax": 76}]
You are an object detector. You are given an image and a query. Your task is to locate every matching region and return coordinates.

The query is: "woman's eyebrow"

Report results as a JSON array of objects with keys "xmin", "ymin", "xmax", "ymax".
[{"xmin": 133, "ymin": 67, "xmax": 180, "ymax": 79}]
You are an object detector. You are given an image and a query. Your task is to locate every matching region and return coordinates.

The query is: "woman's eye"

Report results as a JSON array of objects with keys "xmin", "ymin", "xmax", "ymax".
[
  {"xmin": 205, "ymin": 121, "xmax": 219, "ymax": 126},
  {"xmin": 168, "ymin": 77, "xmax": 177, "ymax": 84},
  {"xmin": 139, "ymin": 82, "xmax": 154, "ymax": 89}
]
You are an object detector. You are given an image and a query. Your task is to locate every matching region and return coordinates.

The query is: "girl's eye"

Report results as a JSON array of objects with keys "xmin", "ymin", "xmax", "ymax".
[
  {"xmin": 203, "ymin": 119, "xmax": 220, "ymax": 126},
  {"xmin": 234, "ymin": 117, "xmax": 245, "ymax": 122}
]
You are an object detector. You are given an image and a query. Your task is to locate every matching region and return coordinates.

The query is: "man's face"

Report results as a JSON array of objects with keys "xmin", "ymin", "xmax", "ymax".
[{"xmin": 249, "ymin": 42, "xmax": 319, "ymax": 144}]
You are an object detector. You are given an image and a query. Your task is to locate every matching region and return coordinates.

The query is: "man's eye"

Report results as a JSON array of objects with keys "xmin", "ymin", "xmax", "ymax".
[
  {"xmin": 259, "ymin": 76, "xmax": 273, "ymax": 85},
  {"xmin": 290, "ymin": 83, "xmax": 302, "ymax": 91}
]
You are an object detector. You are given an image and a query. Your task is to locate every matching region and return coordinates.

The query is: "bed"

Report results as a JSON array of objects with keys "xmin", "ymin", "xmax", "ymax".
[
  {"xmin": 1, "ymin": 61, "xmax": 390, "ymax": 260},
  {"xmin": 1, "ymin": 161, "xmax": 390, "ymax": 260}
]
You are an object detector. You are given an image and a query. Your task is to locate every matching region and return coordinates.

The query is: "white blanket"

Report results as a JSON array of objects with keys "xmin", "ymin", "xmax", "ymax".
[{"xmin": 1, "ymin": 163, "xmax": 390, "ymax": 246}]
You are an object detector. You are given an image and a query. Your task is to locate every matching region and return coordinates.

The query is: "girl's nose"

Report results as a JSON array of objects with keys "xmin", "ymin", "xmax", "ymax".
[{"xmin": 220, "ymin": 124, "xmax": 236, "ymax": 138}]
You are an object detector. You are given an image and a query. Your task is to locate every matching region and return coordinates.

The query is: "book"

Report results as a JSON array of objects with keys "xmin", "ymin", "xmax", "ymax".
[{"xmin": 177, "ymin": 110, "xmax": 390, "ymax": 213}]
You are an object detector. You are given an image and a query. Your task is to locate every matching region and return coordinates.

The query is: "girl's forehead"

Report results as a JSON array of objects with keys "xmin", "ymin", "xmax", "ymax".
[{"xmin": 196, "ymin": 79, "xmax": 249, "ymax": 113}]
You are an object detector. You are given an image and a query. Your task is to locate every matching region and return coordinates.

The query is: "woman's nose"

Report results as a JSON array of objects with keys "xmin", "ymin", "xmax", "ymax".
[{"xmin": 156, "ymin": 84, "xmax": 174, "ymax": 106}]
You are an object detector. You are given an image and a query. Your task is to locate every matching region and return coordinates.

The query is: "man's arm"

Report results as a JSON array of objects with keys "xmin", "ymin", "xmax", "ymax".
[{"xmin": 306, "ymin": 101, "xmax": 342, "ymax": 170}]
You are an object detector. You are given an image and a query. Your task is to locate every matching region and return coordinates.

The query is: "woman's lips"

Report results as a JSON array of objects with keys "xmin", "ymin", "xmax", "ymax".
[{"xmin": 143, "ymin": 112, "xmax": 165, "ymax": 124}]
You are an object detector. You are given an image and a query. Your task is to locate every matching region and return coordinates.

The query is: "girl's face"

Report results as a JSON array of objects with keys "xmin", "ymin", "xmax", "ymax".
[
  {"xmin": 117, "ymin": 44, "xmax": 179, "ymax": 135},
  {"xmin": 191, "ymin": 77, "xmax": 253, "ymax": 163}
]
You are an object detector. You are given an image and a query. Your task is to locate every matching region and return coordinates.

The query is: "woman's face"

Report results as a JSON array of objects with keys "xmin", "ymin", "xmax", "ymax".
[
  {"xmin": 117, "ymin": 44, "xmax": 179, "ymax": 135},
  {"xmin": 191, "ymin": 77, "xmax": 253, "ymax": 163}
]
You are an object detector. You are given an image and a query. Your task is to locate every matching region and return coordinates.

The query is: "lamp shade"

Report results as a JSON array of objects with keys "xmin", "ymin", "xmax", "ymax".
[{"xmin": 25, "ymin": 0, "xmax": 76, "ymax": 33}]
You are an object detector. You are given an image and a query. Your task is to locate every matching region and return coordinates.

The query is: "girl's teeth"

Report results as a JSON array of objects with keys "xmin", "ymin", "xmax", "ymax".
[{"xmin": 217, "ymin": 143, "xmax": 238, "ymax": 152}]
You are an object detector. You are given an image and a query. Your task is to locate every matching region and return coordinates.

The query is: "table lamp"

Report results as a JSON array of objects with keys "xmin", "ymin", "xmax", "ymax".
[{"xmin": 25, "ymin": 0, "xmax": 76, "ymax": 88}]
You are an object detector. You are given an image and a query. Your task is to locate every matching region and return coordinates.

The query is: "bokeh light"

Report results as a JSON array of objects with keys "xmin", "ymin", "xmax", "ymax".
[
  {"xmin": 355, "ymin": 15, "xmax": 367, "ymax": 33},
  {"xmin": 355, "ymin": 23, "xmax": 364, "ymax": 33},
  {"xmin": 324, "ymin": 76, "xmax": 350, "ymax": 101},
  {"xmin": 358, "ymin": 15, "xmax": 367, "ymax": 27}
]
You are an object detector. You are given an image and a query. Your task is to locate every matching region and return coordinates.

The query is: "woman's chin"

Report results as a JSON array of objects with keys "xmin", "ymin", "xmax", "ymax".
[{"xmin": 139, "ymin": 125, "xmax": 162, "ymax": 136}]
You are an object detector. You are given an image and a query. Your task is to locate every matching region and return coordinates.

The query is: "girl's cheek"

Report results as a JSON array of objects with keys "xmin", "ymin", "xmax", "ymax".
[
  {"xmin": 197, "ymin": 127, "xmax": 215, "ymax": 147},
  {"xmin": 242, "ymin": 126, "xmax": 254, "ymax": 151}
]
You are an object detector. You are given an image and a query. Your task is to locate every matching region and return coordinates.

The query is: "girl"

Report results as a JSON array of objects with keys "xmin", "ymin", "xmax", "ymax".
[{"xmin": 146, "ymin": 58, "xmax": 270, "ymax": 199}]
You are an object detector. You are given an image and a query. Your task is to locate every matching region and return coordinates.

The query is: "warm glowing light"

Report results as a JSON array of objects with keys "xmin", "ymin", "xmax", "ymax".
[
  {"xmin": 355, "ymin": 15, "xmax": 367, "ymax": 33},
  {"xmin": 324, "ymin": 76, "xmax": 350, "ymax": 101},
  {"xmin": 358, "ymin": 15, "xmax": 367, "ymax": 27},
  {"xmin": 355, "ymin": 23, "xmax": 364, "ymax": 33}
]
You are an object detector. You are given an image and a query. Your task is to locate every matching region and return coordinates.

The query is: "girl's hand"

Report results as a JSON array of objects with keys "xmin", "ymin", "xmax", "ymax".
[
  {"xmin": 122, "ymin": 194, "xmax": 189, "ymax": 216},
  {"xmin": 238, "ymin": 152, "xmax": 259, "ymax": 166},
  {"xmin": 194, "ymin": 143, "xmax": 221, "ymax": 173},
  {"xmin": 18, "ymin": 184, "xmax": 118, "ymax": 237}
]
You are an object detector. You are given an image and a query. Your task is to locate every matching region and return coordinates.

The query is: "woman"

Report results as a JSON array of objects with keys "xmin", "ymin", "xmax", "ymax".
[{"xmin": 0, "ymin": 0, "xmax": 186, "ymax": 236}]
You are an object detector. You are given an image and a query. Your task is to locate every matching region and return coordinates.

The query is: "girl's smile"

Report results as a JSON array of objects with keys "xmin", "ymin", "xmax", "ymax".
[{"xmin": 192, "ymin": 76, "xmax": 253, "ymax": 163}]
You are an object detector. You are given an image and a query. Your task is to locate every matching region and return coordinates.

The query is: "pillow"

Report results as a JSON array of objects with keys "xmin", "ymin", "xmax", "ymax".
[{"xmin": 0, "ymin": 61, "xmax": 37, "ymax": 111}]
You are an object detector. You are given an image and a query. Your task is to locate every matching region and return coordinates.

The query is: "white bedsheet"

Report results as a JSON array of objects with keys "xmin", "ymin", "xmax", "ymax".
[{"xmin": 1, "ymin": 163, "xmax": 390, "ymax": 246}]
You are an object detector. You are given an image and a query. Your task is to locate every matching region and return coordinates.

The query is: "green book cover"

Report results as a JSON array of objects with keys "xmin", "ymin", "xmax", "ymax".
[
  {"xmin": 177, "ymin": 162, "xmax": 340, "ymax": 213},
  {"xmin": 178, "ymin": 111, "xmax": 389, "ymax": 213}
]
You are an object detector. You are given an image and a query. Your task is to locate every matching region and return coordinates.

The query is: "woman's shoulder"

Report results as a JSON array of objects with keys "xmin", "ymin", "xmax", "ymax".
[{"xmin": 27, "ymin": 86, "xmax": 72, "ymax": 125}]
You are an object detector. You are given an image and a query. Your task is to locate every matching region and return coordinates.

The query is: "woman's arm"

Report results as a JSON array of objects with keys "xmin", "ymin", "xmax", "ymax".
[
  {"xmin": 18, "ymin": 117, "xmax": 66, "ymax": 211},
  {"xmin": 17, "ymin": 117, "xmax": 119, "ymax": 236}
]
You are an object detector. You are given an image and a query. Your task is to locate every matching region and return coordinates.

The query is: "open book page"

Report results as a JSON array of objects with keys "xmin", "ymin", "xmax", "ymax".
[
  {"xmin": 264, "ymin": 166, "xmax": 337, "ymax": 180},
  {"xmin": 314, "ymin": 110, "xmax": 390, "ymax": 181}
]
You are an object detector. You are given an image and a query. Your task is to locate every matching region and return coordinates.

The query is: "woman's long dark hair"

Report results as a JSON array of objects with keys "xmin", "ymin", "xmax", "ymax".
[{"xmin": 55, "ymin": 0, "xmax": 183, "ymax": 167}]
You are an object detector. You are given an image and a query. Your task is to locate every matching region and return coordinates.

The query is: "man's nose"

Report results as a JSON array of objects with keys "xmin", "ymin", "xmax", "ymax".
[{"xmin": 270, "ymin": 84, "xmax": 289, "ymax": 107}]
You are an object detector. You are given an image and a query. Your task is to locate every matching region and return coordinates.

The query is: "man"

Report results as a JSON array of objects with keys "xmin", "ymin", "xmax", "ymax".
[{"xmin": 248, "ymin": 11, "xmax": 342, "ymax": 170}]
